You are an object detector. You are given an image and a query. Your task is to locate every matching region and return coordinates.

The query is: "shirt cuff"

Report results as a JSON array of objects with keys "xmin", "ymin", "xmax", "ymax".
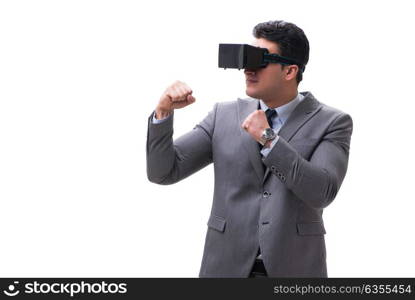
[
  {"xmin": 260, "ymin": 135, "xmax": 280, "ymax": 157},
  {"xmin": 152, "ymin": 111, "xmax": 171, "ymax": 124}
]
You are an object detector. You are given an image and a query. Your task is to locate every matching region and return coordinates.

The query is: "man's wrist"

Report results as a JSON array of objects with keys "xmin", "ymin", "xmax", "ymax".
[
  {"xmin": 263, "ymin": 139, "xmax": 273, "ymax": 148},
  {"xmin": 260, "ymin": 135, "xmax": 280, "ymax": 157},
  {"xmin": 155, "ymin": 108, "xmax": 172, "ymax": 120}
]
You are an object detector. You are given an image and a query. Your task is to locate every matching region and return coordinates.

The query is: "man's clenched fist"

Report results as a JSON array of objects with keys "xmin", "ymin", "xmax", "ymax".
[
  {"xmin": 155, "ymin": 80, "xmax": 196, "ymax": 119},
  {"xmin": 241, "ymin": 110, "xmax": 270, "ymax": 144}
]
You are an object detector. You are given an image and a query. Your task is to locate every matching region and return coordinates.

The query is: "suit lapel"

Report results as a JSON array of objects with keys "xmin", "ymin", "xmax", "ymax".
[
  {"xmin": 262, "ymin": 92, "xmax": 322, "ymax": 182},
  {"xmin": 237, "ymin": 97, "xmax": 264, "ymax": 182}
]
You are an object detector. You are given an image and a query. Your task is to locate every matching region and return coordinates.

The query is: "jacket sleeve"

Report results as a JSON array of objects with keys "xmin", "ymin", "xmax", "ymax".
[
  {"xmin": 146, "ymin": 104, "xmax": 217, "ymax": 185},
  {"xmin": 262, "ymin": 113, "xmax": 353, "ymax": 209}
]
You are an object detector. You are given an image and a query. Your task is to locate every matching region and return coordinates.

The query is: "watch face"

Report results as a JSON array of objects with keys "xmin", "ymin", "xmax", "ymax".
[{"xmin": 264, "ymin": 128, "xmax": 275, "ymax": 139}]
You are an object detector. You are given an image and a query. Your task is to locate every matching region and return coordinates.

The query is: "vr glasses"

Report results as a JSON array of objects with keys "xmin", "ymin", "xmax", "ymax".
[{"xmin": 218, "ymin": 44, "xmax": 304, "ymax": 72}]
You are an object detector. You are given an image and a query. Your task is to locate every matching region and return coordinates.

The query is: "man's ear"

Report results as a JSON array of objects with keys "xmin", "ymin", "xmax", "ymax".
[{"xmin": 285, "ymin": 65, "xmax": 298, "ymax": 81}]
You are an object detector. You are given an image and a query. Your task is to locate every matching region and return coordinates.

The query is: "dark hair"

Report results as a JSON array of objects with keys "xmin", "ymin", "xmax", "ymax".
[{"xmin": 253, "ymin": 20, "xmax": 309, "ymax": 83}]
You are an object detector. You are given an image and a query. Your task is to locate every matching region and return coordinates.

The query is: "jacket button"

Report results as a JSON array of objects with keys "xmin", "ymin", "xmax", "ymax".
[{"xmin": 263, "ymin": 191, "xmax": 271, "ymax": 197}]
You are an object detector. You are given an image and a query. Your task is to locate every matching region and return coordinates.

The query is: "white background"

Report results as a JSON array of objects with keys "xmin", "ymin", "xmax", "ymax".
[{"xmin": 1, "ymin": 0, "xmax": 414, "ymax": 277}]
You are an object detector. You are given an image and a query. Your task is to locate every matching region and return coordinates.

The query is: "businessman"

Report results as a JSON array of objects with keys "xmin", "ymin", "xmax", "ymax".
[{"xmin": 146, "ymin": 20, "xmax": 353, "ymax": 277}]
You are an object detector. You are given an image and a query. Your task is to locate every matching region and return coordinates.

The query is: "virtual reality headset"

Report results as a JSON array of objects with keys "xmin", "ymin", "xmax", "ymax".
[{"xmin": 218, "ymin": 44, "xmax": 305, "ymax": 72}]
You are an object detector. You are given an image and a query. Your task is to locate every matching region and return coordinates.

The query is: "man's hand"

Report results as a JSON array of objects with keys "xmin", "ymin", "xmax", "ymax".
[
  {"xmin": 241, "ymin": 110, "xmax": 270, "ymax": 144},
  {"xmin": 155, "ymin": 80, "xmax": 196, "ymax": 119}
]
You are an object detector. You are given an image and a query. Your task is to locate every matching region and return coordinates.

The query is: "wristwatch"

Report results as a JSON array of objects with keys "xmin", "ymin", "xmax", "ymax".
[{"xmin": 259, "ymin": 128, "xmax": 276, "ymax": 146}]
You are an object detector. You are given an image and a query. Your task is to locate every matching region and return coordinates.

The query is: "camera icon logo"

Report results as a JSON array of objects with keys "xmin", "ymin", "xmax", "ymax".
[{"xmin": 3, "ymin": 281, "xmax": 20, "ymax": 297}]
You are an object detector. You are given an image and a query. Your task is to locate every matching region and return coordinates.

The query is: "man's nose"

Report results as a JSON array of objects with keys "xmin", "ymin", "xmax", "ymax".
[{"xmin": 244, "ymin": 69, "xmax": 256, "ymax": 75}]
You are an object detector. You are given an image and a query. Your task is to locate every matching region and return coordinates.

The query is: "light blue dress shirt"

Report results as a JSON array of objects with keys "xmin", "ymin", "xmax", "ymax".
[{"xmin": 151, "ymin": 93, "xmax": 304, "ymax": 158}]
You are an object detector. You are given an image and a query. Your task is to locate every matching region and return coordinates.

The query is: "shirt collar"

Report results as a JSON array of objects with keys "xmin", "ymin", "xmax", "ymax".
[{"xmin": 259, "ymin": 93, "xmax": 304, "ymax": 124}]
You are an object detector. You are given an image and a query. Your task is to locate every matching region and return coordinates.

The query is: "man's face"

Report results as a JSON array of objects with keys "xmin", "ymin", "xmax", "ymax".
[{"xmin": 244, "ymin": 38, "xmax": 287, "ymax": 101}]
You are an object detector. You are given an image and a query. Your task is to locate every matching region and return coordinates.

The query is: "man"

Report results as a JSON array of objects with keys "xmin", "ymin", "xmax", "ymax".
[{"xmin": 146, "ymin": 20, "xmax": 353, "ymax": 278}]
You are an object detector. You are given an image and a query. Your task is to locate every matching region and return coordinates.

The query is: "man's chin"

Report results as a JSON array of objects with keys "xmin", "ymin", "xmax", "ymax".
[{"xmin": 245, "ymin": 88, "xmax": 261, "ymax": 99}]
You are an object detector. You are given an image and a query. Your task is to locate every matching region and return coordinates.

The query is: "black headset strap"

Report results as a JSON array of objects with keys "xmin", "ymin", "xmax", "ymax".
[{"xmin": 263, "ymin": 53, "xmax": 305, "ymax": 72}]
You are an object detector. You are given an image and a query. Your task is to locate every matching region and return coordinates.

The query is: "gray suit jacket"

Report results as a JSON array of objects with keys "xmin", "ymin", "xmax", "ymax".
[{"xmin": 146, "ymin": 91, "xmax": 353, "ymax": 277}]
